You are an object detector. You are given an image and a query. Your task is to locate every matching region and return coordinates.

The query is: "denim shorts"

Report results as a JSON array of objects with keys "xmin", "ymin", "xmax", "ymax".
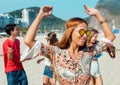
[
  {"xmin": 43, "ymin": 65, "xmax": 53, "ymax": 78},
  {"xmin": 90, "ymin": 61, "xmax": 101, "ymax": 77},
  {"xmin": 6, "ymin": 70, "xmax": 28, "ymax": 85}
]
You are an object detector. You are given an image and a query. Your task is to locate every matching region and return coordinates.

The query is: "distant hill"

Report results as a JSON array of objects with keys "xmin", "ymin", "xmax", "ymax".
[
  {"xmin": 7, "ymin": 7, "xmax": 66, "ymax": 31},
  {"xmin": 8, "ymin": 7, "xmax": 40, "ymax": 18},
  {"xmin": 3, "ymin": 7, "xmax": 91, "ymax": 32},
  {"xmin": 89, "ymin": 0, "xmax": 120, "ymax": 30},
  {"xmin": 96, "ymin": 0, "xmax": 120, "ymax": 15}
]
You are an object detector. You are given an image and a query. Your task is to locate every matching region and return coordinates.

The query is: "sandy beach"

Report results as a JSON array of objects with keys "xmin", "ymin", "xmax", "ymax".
[{"xmin": 0, "ymin": 33, "xmax": 120, "ymax": 85}]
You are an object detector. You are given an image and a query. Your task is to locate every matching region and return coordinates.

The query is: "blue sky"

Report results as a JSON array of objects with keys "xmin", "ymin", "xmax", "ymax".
[{"xmin": 0, "ymin": 0, "xmax": 99, "ymax": 20}]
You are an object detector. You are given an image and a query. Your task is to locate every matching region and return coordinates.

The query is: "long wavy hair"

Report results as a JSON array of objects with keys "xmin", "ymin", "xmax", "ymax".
[
  {"xmin": 56, "ymin": 17, "xmax": 88, "ymax": 49},
  {"xmin": 86, "ymin": 29, "xmax": 98, "ymax": 46}
]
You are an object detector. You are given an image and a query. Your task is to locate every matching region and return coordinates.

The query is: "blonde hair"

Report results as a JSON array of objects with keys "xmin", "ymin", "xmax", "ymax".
[
  {"xmin": 56, "ymin": 17, "xmax": 88, "ymax": 49},
  {"xmin": 86, "ymin": 29, "xmax": 98, "ymax": 46}
]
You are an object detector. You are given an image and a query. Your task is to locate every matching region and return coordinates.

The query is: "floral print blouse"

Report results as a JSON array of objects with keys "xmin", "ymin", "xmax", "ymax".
[
  {"xmin": 26, "ymin": 41, "xmax": 104, "ymax": 85},
  {"xmin": 54, "ymin": 48, "xmax": 92, "ymax": 85}
]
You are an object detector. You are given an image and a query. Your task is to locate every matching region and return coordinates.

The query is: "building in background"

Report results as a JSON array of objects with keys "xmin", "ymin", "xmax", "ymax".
[{"xmin": 22, "ymin": 9, "xmax": 35, "ymax": 27}]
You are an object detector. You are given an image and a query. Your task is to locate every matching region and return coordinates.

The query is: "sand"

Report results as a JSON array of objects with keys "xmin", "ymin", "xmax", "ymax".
[{"xmin": 0, "ymin": 33, "xmax": 120, "ymax": 85}]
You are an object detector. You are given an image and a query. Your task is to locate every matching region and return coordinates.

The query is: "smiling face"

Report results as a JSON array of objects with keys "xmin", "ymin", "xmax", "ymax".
[
  {"xmin": 86, "ymin": 29, "xmax": 99, "ymax": 46},
  {"xmin": 90, "ymin": 33, "xmax": 98, "ymax": 44},
  {"xmin": 71, "ymin": 23, "xmax": 89, "ymax": 46},
  {"xmin": 56, "ymin": 17, "xmax": 89, "ymax": 49}
]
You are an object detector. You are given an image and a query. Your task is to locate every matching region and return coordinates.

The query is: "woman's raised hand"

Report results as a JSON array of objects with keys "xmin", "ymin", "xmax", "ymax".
[
  {"xmin": 39, "ymin": 6, "xmax": 53, "ymax": 17},
  {"xmin": 84, "ymin": 5, "xmax": 99, "ymax": 16}
]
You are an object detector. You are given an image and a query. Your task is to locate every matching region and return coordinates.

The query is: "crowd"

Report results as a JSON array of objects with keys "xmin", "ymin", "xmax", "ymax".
[{"xmin": 2, "ymin": 5, "xmax": 116, "ymax": 85}]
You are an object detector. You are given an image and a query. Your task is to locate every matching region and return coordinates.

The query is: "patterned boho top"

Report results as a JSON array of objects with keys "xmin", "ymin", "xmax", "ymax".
[{"xmin": 23, "ymin": 40, "xmax": 104, "ymax": 85}]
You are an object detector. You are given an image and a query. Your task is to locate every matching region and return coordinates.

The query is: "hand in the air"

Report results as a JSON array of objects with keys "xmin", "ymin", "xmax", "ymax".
[
  {"xmin": 84, "ymin": 5, "xmax": 99, "ymax": 16},
  {"xmin": 39, "ymin": 6, "xmax": 53, "ymax": 17}
]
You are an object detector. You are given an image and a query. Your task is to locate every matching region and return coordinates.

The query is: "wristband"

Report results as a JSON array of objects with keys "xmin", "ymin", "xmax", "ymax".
[{"xmin": 99, "ymin": 20, "xmax": 107, "ymax": 24}]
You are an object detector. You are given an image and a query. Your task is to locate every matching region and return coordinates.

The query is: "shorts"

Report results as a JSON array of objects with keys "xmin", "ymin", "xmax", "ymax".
[
  {"xmin": 6, "ymin": 70, "xmax": 28, "ymax": 85},
  {"xmin": 43, "ymin": 65, "xmax": 53, "ymax": 78},
  {"xmin": 90, "ymin": 60, "xmax": 101, "ymax": 78}
]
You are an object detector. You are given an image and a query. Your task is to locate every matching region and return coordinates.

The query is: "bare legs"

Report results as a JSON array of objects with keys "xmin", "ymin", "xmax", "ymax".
[
  {"xmin": 43, "ymin": 76, "xmax": 55, "ymax": 85},
  {"xmin": 89, "ymin": 75, "xmax": 103, "ymax": 85}
]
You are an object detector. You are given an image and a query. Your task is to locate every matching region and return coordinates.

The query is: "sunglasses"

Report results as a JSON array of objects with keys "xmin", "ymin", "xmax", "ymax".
[{"xmin": 79, "ymin": 29, "xmax": 91, "ymax": 37}]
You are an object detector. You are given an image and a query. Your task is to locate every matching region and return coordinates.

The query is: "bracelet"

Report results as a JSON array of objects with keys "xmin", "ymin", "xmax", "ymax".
[{"xmin": 99, "ymin": 20, "xmax": 107, "ymax": 24}]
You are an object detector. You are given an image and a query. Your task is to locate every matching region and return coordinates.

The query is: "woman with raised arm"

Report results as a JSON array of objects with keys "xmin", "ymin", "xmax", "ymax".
[
  {"xmin": 23, "ymin": 5, "xmax": 115, "ymax": 85},
  {"xmin": 86, "ymin": 29, "xmax": 115, "ymax": 85},
  {"xmin": 37, "ymin": 32, "xmax": 58, "ymax": 85}
]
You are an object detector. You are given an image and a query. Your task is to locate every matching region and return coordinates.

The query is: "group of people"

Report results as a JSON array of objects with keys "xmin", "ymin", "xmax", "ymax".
[{"xmin": 2, "ymin": 5, "xmax": 116, "ymax": 85}]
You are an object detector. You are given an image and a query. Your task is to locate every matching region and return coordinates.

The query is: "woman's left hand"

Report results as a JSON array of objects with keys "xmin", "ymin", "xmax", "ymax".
[{"xmin": 84, "ymin": 5, "xmax": 99, "ymax": 16}]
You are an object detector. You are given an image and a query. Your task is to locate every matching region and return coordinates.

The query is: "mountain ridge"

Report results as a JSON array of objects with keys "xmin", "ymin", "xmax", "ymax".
[
  {"xmin": 89, "ymin": 0, "xmax": 120, "ymax": 30},
  {"xmin": 3, "ymin": 7, "xmax": 66, "ymax": 32}
]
